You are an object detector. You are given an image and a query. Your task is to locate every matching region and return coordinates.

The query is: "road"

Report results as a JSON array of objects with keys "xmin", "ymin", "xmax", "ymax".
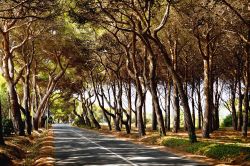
[{"xmin": 53, "ymin": 124, "xmax": 206, "ymax": 166}]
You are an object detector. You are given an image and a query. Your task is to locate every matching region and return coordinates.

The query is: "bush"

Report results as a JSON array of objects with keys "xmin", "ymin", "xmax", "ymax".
[
  {"xmin": 161, "ymin": 137, "xmax": 250, "ymax": 161},
  {"xmin": 222, "ymin": 114, "xmax": 250, "ymax": 127},
  {"xmin": 2, "ymin": 119, "xmax": 14, "ymax": 136},
  {"xmin": 222, "ymin": 115, "xmax": 232, "ymax": 127}
]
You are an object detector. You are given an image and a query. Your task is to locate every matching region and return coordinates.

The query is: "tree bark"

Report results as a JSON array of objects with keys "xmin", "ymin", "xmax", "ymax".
[
  {"xmin": 166, "ymin": 81, "xmax": 171, "ymax": 131},
  {"xmin": 237, "ymin": 82, "xmax": 243, "ymax": 131},
  {"xmin": 237, "ymin": 57, "xmax": 243, "ymax": 131},
  {"xmin": 197, "ymin": 79, "xmax": 203, "ymax": 129},
  {"xmin": 152, "ymin": 106, "xmax": 157, "ymax": 130},
  {"xmin": 151, "ymin": 35, "xmax": 196, "ymax": 142},
  {"xmin": 231, "ymin": 79, "xmax": 238, "ymax": 130},
  {"xmin": 213, "ymin": 78, "xmax": 220, "ymax": 130},
  {"xmin": 8, "ymin": 84, "xmax": 25, "ymax": 135},
  {"xmin": 191, "ymin": 79, "xmax": 196, "ymax": 128},
  {"xmin": 202, "ymin": 58, "xmax": 211, "ymax": 138},
  {"xmin": 172, "ymin": 84, "xmax": 180, "ymax": 133},
  {"xmin": 242, "ymin": 29, "xmax": 250, "ymax": 137},
  {"xmin": 0, "ymin": 100, "xmax": 5, "ymax": 145}
]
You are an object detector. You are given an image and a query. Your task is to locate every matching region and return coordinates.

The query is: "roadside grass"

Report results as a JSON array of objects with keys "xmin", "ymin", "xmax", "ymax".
[
  {"xmin": 161, "ymin": 137, "xmax": 250, "ymax": 162},
  {"xmin": 82, "ymin": 124, "xmax": 250, "ymax": 165}
]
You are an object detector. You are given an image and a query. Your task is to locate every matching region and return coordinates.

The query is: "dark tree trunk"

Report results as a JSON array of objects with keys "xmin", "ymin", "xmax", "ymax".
[
  {"xmin": 151, "ymin": 35, "xmax": 196, "ymax": 142},
  {"xmin": 8, "ymin": 84, "xmax": 25, "ymax": 136},
  {"xmin": 166, "ymin": 81, "xmax": 171, "ymax": 131},
  {"xmin": 209, "ymin": 59, "xmax": 214, "ymax": 132},
  {"xmin": 152, "ymin": 106, "xmax": 157, "ymax": 130},
  {"xmin": 88, "ymin": 108, "xmax": 101, "ymax": 129},
  {"xmin": 143, "ymin": 102, "xmax": 147, "ymax": 129},
  {"xmin": 191, "ymin": 79, "xmax": 195, "ymax": 128},
  {"xmin": 134, "ymin": 92, "xmax": 138, "ymax": 128},
  {"xmin": 197, "ymin": 80, "xmax": 203, "ymax": 129},
  {"xmin": 237, "ymin": 60, "xmax": 243, "ymax": 131},
  {"xmin": 0, "ymin": 100, "xmax": 5, "ymax": 145},
  {"xmin": 231, "ymin": 79, "xmax": 238, "ymax": 130},
  {"xmin": 213, "ymin": 78, "xmax": 220, "ymax": 130},
  {"xmin": 172, "ymin": 84, "xmax": 180, "ymax": 133},
  {"xmin": 165, "ymin": 81, "xmax": 171, "ymax": 131},
  {"xmin": 237, "ymin": 83, "xmax": 243, "ymax": 131},
  {"xmin": 23, "ymin": 70, "xmax": 32, "ymax": 135},
  {"xmin": 242, "ymin": 29, "xmax": 250, "ymax": 137},
  {"xmin": 127, "ymin": 82, "xmax": 132, "ymax": 129}
]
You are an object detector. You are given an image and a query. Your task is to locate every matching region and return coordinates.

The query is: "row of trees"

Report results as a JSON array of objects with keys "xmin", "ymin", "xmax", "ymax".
[
  {"xmin": 63, "ymin": 0, "xmax": 250, "ymax": 143},
  {"xmin": 0, "ymin": 0, "xmax": 249, "ymax": 144},
  {"xmin": 0, "ymin": 0, "xmax": 75, "ymax": 144}
]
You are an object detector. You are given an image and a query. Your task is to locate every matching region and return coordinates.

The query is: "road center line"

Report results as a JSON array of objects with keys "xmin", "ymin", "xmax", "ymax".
[{"xmin": 71, "ymin": 129, "xmax": 138, "ymax": 166}]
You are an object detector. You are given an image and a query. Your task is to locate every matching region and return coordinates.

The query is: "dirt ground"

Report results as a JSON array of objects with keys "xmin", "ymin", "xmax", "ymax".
[{"xmin": 0, "ymin": 129, "xmax": 55, "ymax": 166}]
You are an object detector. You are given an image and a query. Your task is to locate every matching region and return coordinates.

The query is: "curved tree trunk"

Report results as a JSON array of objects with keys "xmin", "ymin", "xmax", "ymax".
[
  {"xmin": 149, "ymin": 36, "xmax": 196, "ymax": 142},
  {"xmin": 8, "ymin": 84, "xmax": 25, "ymax": 135}
]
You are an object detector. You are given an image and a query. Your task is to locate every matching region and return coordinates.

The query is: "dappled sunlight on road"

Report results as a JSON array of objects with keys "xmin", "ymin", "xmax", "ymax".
[{"xmin": 53, "ymin": 124, "xmax": 205, "ymax": 166}]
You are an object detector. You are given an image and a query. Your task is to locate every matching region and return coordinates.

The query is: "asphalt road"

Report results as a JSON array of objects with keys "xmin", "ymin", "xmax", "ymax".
[{"xmin": 53, "ymin": 124, "xmax": 206, "ymax": 166}]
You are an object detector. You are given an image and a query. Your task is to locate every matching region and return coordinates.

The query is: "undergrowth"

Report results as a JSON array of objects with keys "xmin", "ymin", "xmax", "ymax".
[{"xmin": 161, "ymin": 137, "xmax": 250, "ymax": 161}]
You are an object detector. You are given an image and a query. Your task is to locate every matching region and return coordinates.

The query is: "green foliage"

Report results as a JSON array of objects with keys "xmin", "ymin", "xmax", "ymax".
[
  {"xmin": 0, "ymin": 76, "xmax": 9, "ymax": 117},
  {"xmin": 161, "ymin": 137, "xmax": 250, "ymax": 161},
  {"xmin": 2, "ymin": 119, "xmax": 14, "ymax": 136},
  {"xmin": 222, "ymin": 114, "xmax": 250, "ymax": 127},
  {"xmin": 161, "ymin": 138, "xmax": 189, "ymax": 148},
  {"xmin": 73, "ymin": 117, "xmax": 84, "ymax": 126},
  {"xmin": 222, "ymin": 115, "xmax": 232, "ymax": 127},
  {"xmin": 199, "ymin": 144, "xmax": 250, "ymax": 160}
]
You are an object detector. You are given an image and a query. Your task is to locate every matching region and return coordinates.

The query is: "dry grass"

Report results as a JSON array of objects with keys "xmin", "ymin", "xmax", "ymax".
[{"xmin": 0, "ymin": 129, "xmax": 55, "ymax": 166}]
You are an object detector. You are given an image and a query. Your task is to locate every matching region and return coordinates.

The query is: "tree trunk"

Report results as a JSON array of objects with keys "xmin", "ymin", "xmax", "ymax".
[
  {"xmin": 202, "ymin": 58, "xmax": 211, "ymax": 138},
  {"xmin": 137, "ymin": 92, "xmax": 146, "ymax": 137},
  {"xmin": 213, "ymin": 78, "xmax": 220, "ymax": 131},
  {"xmin": 191, "ymin": 79, "xmax": 195, "ymax": 128},
  {"xmin": 237, "ymin": 58, "xmax": 243, "ymax": 131},
  {"xmin": 165, "ymin": 81, "xmax": 171, "ymax": 131},
  {"xmin": 172, "ymin": 84, "xmax": 180, "ymax": 133},
  {"xmin": 242, "ymin": 29, "xmax": 250, "ymax": 137},
  {"xmin": 231, "ymin": 79, "xmax": 237, "ymax": 130},
  {"xmin": 143, "ymin": 102, "xmax": 147, "ymax": 129},
  {"xmin": 151, "ymin": 35, "xmax": 196, "ymax": 142},
  {"xmin": 197, "ymin": 80, "xmax": 203, "ymax": 129},
  {"xmin": 152, "ymin": 106, "xmax": 157, "ymax": 130},
  {"xmin": 0, "ymin": 100, "xmax": 5, "ymax": 145},
  {"xmin": 88, "ymin": 108, "xmax": 101, "ymax": 129},
  {"xmin": 127, "ymin": 82, "xmax": 132, "ymax": 129},
  {"xmin": 104, "ymin": 111, "xmax": 112, "ymax": 130},
  {"xmin": 237, "ymin": 81, "xmax": 243, "ymax": 131},
  {"xmin": 23, "ymin": 68, "xmax": 32, "ymax": 135},
  {"xmin": 8, "ymin": 84, "xmax": 25, "ymax": 136}
]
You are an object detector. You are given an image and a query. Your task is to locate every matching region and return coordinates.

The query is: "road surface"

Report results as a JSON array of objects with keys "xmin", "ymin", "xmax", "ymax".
[{"xmin": 53, "ymin": 124, "xmax": 206, "ymax": 166}]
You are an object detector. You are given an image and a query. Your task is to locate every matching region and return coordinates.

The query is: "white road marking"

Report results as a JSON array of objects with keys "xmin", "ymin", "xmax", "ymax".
[{"xmin": 71, "ymin": 129, "xmax": 138, "ymax": 166}]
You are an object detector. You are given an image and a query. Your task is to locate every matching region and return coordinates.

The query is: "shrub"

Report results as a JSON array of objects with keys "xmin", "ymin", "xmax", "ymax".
[
  {"xmin": 2, "ymin": 119, "xmax": 14, "ymax": 136},
  {"xmin": 222, "ymin": 115, "xmax": 232, "ymax": 127},
  {"xmin": 161, "ymin": 137, "xmax": 250, "ymax": 161},
  {"xmin": 161, "ymin": 138, "xmax": 189, "ymax": 147},
  {"xmin": 222, "ymin": 114, "xmax": 250, "ymax": 127}
]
